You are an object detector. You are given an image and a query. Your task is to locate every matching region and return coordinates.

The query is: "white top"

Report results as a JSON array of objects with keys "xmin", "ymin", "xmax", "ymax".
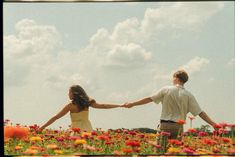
[
  {"xmin": 70, "ymin": 111, "xmax": 93, "ymax": 132},
  {"xmin": 151, "ymin": 85, "xmax": 202, "ymax": 122}
]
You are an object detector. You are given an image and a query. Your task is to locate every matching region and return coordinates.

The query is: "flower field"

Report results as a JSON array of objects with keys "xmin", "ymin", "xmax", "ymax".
[{"xmin": 4, "ymin": 119, "xmax": 235, "ymax": 156}]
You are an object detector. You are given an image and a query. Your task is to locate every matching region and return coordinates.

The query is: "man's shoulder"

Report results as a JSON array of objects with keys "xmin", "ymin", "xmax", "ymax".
[{"xmin": 162, "ymin": 85, "xmax": 177, "ymax": 90}]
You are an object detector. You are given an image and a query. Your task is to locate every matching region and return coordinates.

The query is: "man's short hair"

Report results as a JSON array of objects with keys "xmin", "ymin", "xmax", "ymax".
[{"xmin": 173, "ymin": 70, "xmax": 189, "ymax": 83}]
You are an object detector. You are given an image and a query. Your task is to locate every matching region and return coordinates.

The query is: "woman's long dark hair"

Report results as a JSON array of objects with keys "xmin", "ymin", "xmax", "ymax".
[{"xmin": 70, "ymin": 85, "xmax": 94, "ymax": 111}]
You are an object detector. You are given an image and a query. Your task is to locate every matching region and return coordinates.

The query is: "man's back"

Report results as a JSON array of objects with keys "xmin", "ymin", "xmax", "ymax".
[{"xmin": 151, "ymin": 85, "xmax": 202, "ymax": 122}]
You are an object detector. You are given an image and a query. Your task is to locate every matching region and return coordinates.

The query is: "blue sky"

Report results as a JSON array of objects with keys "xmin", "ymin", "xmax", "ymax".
[{"xmin": 4, "ymin": 2, "xmax": 235, "ymax": 131}]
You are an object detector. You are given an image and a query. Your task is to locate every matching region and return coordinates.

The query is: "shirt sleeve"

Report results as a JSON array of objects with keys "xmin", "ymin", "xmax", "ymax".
[
  {"xmin": 150, "ymin": 87, "xmax": 166, "ymax": 104},
  {"xmin": 188, "ymin": 95, "xmax": 203, "ymax": 116}
]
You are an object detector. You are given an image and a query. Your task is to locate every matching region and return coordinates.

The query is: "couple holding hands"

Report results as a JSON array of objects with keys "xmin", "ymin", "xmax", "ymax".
[{"xmin": 38, "ymin": 70, "xmax": 217, "ymax": 139}]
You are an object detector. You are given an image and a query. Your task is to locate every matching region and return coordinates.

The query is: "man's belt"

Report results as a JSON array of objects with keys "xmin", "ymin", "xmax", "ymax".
[{"xmin": 160, "ymin": 119, "xmax": 176, "ymax": 123}]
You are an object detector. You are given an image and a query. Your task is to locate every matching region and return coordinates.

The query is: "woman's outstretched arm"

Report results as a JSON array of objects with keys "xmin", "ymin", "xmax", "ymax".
[
  {"xmin": 90, "ymin": 101, "xmax": 121, "ymax": 109},
  {"xmin": 38, "ymin": 104, "xmax": 70, "ymax": 132}
]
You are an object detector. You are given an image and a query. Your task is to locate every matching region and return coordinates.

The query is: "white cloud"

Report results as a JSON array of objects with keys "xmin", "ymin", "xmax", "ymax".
[
  {"xmin": 155, "ymin": 56, "xmax": 210, "ymax": 80},
  {"xmin": 141, "ymin": 2, "xmax": 224, "ymax": 38},
  {"xmin": 179, "ymin": 56, "xmax": 210, "ymax": 74},
  {"xmin": 104, "ymin": 43, "xmax": 152, "ymax": 68},
  {"xmin": 227, "ymin": 57, "xmax": 235, "ymax": 67},
  {"xmin": 111, "ymin": 18, "xmax": 140, "ymax": 44},
  {"xmin": 4, "ymin": 2, "xmax": 223, "ymax": 89},
  {"xmin": 4, "ymin": 19, "xmax": 62, "ymax": 87}
]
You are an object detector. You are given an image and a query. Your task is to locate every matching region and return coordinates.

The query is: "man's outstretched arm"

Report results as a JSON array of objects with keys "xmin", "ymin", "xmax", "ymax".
[
  {"xmin": 199, "ymin": 111, "xmax": 217, "ymax": 128},
  {"xmin": 123, "ymin": 97, "xmax": 153, "ymax": 108}
]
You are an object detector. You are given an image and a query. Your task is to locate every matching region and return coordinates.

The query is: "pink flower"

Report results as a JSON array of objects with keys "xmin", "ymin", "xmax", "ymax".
[
  {"xmin": 188, "ymin": 116, "xmax": 195, "ymax": 121},
  {"xmin": 56, "ymin": 137, "xmax": 64, "ymax": 142},
  {"xmin": 218, "ymin": 128, "xmax": 229, "ymax": 134},
  {"xmin": 218, "ymin": 122, "xmax": 229, "ymax": 128},
  {"xmin": 227, "ymin": 148, "xmax": 235, "ymax": 155},
  {"xmin": 68, "ymin": 136, "xmax": 80, "ymax": 140},
  {"xmin": 197, "ymin": 131, "xmax": 208, "ymax": 137},
  {"xmin": 91, "ymin": 131, "xmax": 97, "ymax": 136},
  {"xmin": 182, "ymin": 148, "xmax": 195, "ymax": 155},
  {"xmin": 160, "ymin": 131, "xmax": 171, "ymax": 136}
]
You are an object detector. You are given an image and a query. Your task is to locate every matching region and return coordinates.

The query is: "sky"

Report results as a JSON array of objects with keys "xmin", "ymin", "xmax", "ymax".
[{"xmin": 3, "ymin": 2, "xmax": 235, "ymax": 131}]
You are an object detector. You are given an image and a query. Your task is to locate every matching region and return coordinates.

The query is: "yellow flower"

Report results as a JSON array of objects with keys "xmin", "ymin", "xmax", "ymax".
[
  {"xmin": 46, "ymin": 144, "xmax": 58, "ymax": 149},
  {"xmin": 146, "ymin": 133, "xmax": 157, "ymax": 137},
  {"xmin": 196, "ymin": 148, "xmax": 211, "ymax": 155},
  {"xmin": 82, "ymin": 132, "xmax": 92, "ymax": 138},
  {"xmin": 30, "ymin": 136, "xmax": 42, "ymax": 142},
  {"xmin": 167, "ymin": 147, "xmax": 181, "ymax": 154},
  {"xmin": 15, "ymin": 145, "xmax": 23, "ymax": 150},
  {"xmin": 74, "ymin": 139, "xmax": 87, "ymax": 145},
  {"xmin": 54, "ymin": 149, "xmax": 63, "ymax": 154},
  {"xmin": 24, "ymin": 149, "xmax": 38, "ymax": 155}
]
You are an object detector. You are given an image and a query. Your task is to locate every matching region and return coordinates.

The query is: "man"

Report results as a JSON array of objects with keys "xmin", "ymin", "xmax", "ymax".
[{"xmin": 123, "ymin": 70, "xmax": 217, "ymax": 139}]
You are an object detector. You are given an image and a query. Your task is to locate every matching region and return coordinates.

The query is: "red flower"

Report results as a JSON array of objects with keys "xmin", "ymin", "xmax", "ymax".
[
  {"xmin": 4, "ymin": 126, "xmax": 29, "ymax": 139},
  {"xmin": 97, "ymin": 135, "xmax": 109, "ymax": 141},
  {"xmin": 137, "ymin": 134, "xmax": 145, "ymax": 138},
  {"xmin": 54, "ymin": 130, "xmax": 59, "ymax": 133},
  {"xmin": 201, "ymin": 138, "xmax": 217, "ymax": 145},
  {"xmin": 125, "ymin": 140, "xmax": 140, "ymax": 147},
  {"xmin": 115, "ymin": 129, "xmax": 122, "ymax": 133},
  {"xmin": 128, "ymin": 131, "xmax": 137, "ymax": 136},
  {"xmin": 122, "ymin": 148, "xmax": 133, "ymax": 154},
  {"xmin": 177, "ymin": 119, "xmax": 186, "ymax": 125},
  {"xmin": 72, "ymin": 128, "xmax": 81, "ymax": 133},
  {"xmin": 187, "ymin": 128, "xmax": 197, "ymax": 133},
  {"xmin": 222, "ymin": 137, "xmax": 232, "ymax": 143},
  {"xmin": 105, "ymin": 141, "xmax": 114, "ymax": 145},
  {"xmin": 213, "ymin": 148, "xmax": 221, "ymax": 153},
  {"xmin": 213, "ymin": 124, "xmax": 222, "ymax": 129},
  {"xmin": 227, "ymin": 124, "xmax": 235, "ymax": 129},
  {"xmin": 218, "ymin": 122, "xmax": 229, "ymax": 128},
  {"xmin": 169, "ymin": 139, "xmax": 183, "ymax": 146}
]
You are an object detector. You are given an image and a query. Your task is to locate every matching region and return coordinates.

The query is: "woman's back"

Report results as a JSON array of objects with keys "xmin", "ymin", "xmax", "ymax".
[{"xmin": 69, "ymin": 104, "xmax": 93, "ymax": 132}]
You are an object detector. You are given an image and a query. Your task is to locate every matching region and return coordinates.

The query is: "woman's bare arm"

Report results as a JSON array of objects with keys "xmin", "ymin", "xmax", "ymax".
[
  {"xmin": 90, "ymin": 102, "xmax": 121, "ymax": 109},
  {"xmin": 38, "ymin": 104, "xmax": 70, "ymax": 132}
]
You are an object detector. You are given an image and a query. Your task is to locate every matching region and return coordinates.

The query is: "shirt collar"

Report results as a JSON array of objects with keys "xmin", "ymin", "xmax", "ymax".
[{"xmin": 175, "ymin": 84, "xmax": 184, "ymax": 89}]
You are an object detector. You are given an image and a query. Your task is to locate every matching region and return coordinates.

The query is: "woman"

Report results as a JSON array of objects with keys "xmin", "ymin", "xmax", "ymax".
[{"xmin": 38, "ymin": 85, "xmax": 121, "ymax": 132}]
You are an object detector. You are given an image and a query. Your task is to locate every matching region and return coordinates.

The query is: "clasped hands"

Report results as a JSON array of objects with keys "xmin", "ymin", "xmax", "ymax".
[{"xmin": 120, "ymin": 102, "xmax": 134, "ymax": 108}]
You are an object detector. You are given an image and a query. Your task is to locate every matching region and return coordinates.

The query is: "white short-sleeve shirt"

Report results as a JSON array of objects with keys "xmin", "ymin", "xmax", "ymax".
[{"xmin": 151, "ymin": 85, "xmax": 203, "ymax": 122}]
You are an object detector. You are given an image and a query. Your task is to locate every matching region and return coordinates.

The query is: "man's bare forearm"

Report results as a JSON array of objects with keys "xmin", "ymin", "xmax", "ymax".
[
  {"xmin": 131, "ymin": 97, "xmax": 153, "ymax": 107},
  {"xmin": 199, "ymin": 111, "xmax": 216, "ymax": 127}
]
